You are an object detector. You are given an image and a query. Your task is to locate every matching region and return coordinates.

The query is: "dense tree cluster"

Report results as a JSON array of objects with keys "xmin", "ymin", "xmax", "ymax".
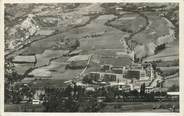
[
  {"xmin": 5, "ymin": 59, "xmax": 23, "ymax": 103},
  {"xmin": 41, "ymin": 81, "xmax": 171, "ymax": 112},
  {"xmin": 167, "ymin": 85, "xmax": 179, "ymax": 92},
  {"xmin": 154, "ymin": 44, "xmax": 166, "ymax": 54},
  {"xmin": 4, "ymin": 59, "xmax": 35, "ymax": 104}
]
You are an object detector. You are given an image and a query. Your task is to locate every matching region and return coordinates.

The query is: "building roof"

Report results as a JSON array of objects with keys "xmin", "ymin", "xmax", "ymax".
[
  {"xmin": 67, "ymin": 55, "xmax": 90, "ymax": 62},
  {"xmin": 12, "ymin": 55, "xmax": 36, "ymax": 63}
]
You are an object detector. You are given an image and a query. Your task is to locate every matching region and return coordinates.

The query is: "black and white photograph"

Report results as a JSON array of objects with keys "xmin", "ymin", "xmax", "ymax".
[{"xmin": 3, "ymin": 2, "xmax": 180, "ymax": 113}]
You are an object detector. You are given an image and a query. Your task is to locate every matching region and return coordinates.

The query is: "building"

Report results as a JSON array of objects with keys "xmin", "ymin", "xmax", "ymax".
[
  {"xmin": 145, "ymin": 86, "xmax": 154, "ymax": 93},
  {"xmin": 100, "ymin": 64, "xmax": 113, "ymax": 72},
  {"xmin": 125, "ymin": 63, "xmax": 152, "ymax": 81},
  {"xmin": 32, "ymin": 89, "xmax": 45, "ymax": 104},
  {"xmin": 32, "ymin": 99, "xmax": 41, "ymax": 105},
  {"xmin": 144, "ymin": 64, "xmax": 155, "ymax": 81},
  {"xmin": 111, "ymin": 66, "xmax": 126, "ymax": 74},
  {"xmin": 88, "ymin": 72, "xmax": 124, "ymax": 83},
  {"xmin": 166, "ymin": 92, "xmax": 179, "ymax": 101},
  {"xmin": 89, "ymin": 72, "xmax": 101, "ymax": 81},
  {"xmin": 126, "ymin": 69, "xmax": 148, "ymax": 80},
  {"xmin": 103, "ymin": 73, "xmax": 117, "ymax": 82}
]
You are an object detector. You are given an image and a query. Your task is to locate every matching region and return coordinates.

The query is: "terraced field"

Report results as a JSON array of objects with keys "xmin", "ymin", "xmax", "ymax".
[
  {"xmin": 22, "ymin": 12, "xmax": 131, "ymax": 81},
  {"xmin": 29, "ymin": 60, "xmax": 82, "ymax": 80},
  {"xmin": 19, "ymin": 11, "xmax": 173, "ymax": 82},
  {"xmin": 35, "ymin": 50, "xmax": 69, "ymax": 67}
]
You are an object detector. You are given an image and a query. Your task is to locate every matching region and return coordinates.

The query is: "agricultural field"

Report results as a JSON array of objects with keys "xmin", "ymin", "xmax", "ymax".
[
  {"xmin": 144, "ymin": 40, "xmax": 179, "ymax": 62},
  {"xmin": 35, "ymin": 49, "xmax": 69, "ymax": 67},
  {"xmin": 158, "ymin": 66, "xmax": 179, "ymax": 71},
  {"xmin": 109, "ymin": 13, "xmax": 147, "ymax": 33},
  {"xmin": 22, "ymin": 12, "xmax": 132, "ymax": 79},
  {"xmin": 14, "ymin": 63, "xmax": 35, "ymax": 75},
  {"xmin": 75, "ymin": 14, "xmax": 128, "ymax": 51},
  {"xmin": 131, "ymin": 12, "xmax": 170, "ymax": 44},
  {"xmin": 29, "ymin": 56, "xmax": 84, "ymax": 80},
  {"xmin": 20, "ymin": 33, "xmax": 65, "ymax": 55}
]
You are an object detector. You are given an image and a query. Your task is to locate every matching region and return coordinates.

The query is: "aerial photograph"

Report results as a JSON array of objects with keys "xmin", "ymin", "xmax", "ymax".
[{"xmin": 4, "ymin": 3, "xmax": 179, "ymax": 112}]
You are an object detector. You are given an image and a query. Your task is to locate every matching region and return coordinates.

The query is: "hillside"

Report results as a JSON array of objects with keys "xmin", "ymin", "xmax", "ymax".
[{"xmin": 5, "ymin": 3, "xmax": 179, "ymax": 92}]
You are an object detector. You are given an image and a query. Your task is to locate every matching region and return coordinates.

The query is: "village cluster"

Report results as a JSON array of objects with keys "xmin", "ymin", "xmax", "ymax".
[{"xmin": 8, "ymin": 51, "xmax": 175, "ymax": 106}]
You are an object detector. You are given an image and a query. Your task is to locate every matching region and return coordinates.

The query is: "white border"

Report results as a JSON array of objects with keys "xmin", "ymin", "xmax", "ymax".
[
  {"xmin": 4, "ymin": 0, "xmax": 182, "ymax": 3},
  {"xmin": 1, "ymin": 0, "xmax": 184, "ymax": 116}
]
